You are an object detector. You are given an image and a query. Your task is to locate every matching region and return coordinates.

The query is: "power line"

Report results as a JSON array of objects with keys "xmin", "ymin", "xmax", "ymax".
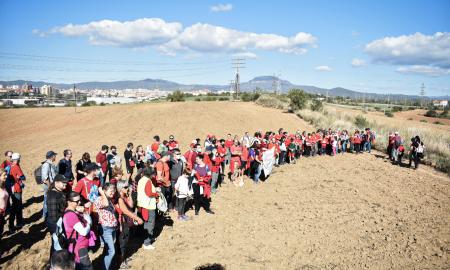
[{"xmin": 0, "ymin": 51, "xmax": 230, "ymax": 66}]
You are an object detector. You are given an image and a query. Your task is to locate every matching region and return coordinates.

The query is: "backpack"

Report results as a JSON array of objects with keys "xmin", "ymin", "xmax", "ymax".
[
  {"xmin": 34, "ymin": 161, "xmax": 47, "ymax": 185},
  {"xmin": 53, "ymin": 211, "xmax": 78, "ymax": 253}
]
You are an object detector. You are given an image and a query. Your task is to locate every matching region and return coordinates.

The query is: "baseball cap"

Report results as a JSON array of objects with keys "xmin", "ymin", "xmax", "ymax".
[
  {"xmin": 54, "ymin": 174, "xmax": 69, "ymax": 183},
  {"xmin": 46, "ymin": 151, "xmax": 57, "ymax": 159},
  {"xmin": 11, "ymin": 153, "xmax": 20, "ymax": 160}
]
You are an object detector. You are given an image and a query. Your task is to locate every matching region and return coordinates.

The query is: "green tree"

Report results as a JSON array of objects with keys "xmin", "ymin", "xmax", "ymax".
[
  {"xmin": 167, "ymin": 90, "xmax": 185, "ymax": 102},
  {"xmin": 310, "ymin": 99, "xmax": 323, "ymax": 111},
  {"xmin": 287, "ymin": 89, "xmax": 307, "ymax": 111}
]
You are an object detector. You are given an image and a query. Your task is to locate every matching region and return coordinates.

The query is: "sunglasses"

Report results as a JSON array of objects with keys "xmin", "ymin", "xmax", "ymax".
[
  {"xmin": 69, "ymin": 199, "xmax": 81, "ymax": 204},
  {"xmin": 122, "ymin": 186, "xmax": 129, "ymax": 189}
]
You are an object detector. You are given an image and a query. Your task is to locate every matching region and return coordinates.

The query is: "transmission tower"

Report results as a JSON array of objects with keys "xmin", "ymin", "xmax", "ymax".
[
  {"xmin": 420, "ymin": 83, "xmax": 425, "ymax": 107},
  {"xmin": 232, "ymin": 58, "xmax": 245, "ymax": 100},
  {"xmin": 73, "ymin": 84, "xmax": 77, "ymax": 113}
]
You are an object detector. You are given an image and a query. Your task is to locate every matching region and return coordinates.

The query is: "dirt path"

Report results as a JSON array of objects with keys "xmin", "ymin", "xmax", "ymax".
[
  {"xmin": 0, "ymin": 102, "xmax": 448, "ymax": 269},
  {"xmin": 129, "ymin": 151, "xmax": 450, "ymax": 270}
]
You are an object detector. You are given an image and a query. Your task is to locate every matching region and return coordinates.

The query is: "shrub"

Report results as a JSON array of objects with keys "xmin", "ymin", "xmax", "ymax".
[
  {"xmin": 255, "ymin": 95, "xmax": 288, "ymax": 110},
  {"xmin": 374, "ymin": 106, "xmax": 381, "ymax": 111},
  {"xmin": 167, "ymin": 90, "xmax": 185, "ymax": 102},
  {"xmin": 204, "ymin": 96, "xmax": 217, "ymax": 101},
  {"xmin": 392, "ymin": 106, "xmax": 403, "ymax": 112},
  {"xmin": 434, "ymin": 121, "xmax": 444, "ymax": 125},
  {"xmin": 354, "ymin": 115, "xmax": 369, "ymax": 128},
  {"xmin": 385, "ymin": 111, "xmax": 394, "ymax": 117},
  {"xmin": 287, "ymin": 89, "xmax": 307, "ymax": 111},
  {"xmin": 81, "ymin": 101, "xmax": 97, "ymax": 106},
  {"xmin": 420, "ymin": 119, "xmax": 427, "ymax": 123},
  {"xmin": 240, "ymin": 92, "xmax": 260, "ymax": 102},
  {"xmin": 218, "ymin": 97, "xmax": 229, "ymax": 101},
  {"xmin": 407, "ymin": 117, "xmax": 413, "ymax": 120},
  {"xmin": 310, "ymin": 99, "xmax": 323, "ymax": 112},
  {"xmin": 100, "ymin": 102, "xmax": 105, "ymax": 106},
  {"xmin": 425, "ymin": 109, "xmax": 437, "ymax": 117},
  {"xmin": 194, "ymin": 97, "xmax": 201, "ymax": 102}
]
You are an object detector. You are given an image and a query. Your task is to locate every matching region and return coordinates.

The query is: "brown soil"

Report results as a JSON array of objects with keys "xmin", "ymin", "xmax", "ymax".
[{"xmin": 0, "ymin": 102, "xmax": 448, "ymax": 270}]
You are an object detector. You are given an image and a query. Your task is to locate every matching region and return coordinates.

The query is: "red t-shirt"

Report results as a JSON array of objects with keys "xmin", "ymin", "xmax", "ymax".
[
  {"xmin": 168, "ymin": 141, "xmax": 178, "ymax": 150},
  {"xmin": 1, "ymin": 160, "xmax": 11, "ymax": 169},
  {"xmin": 241, "ymin": 147, "xmax": 249, "ymax": 161},
  {"xmin": 155, "ymin": 161, "xmax": 170, "ymax": 187},
  {"xmin": 217, "ymin": 145, "xmax": 227, "ymax": 156},
  {"xmin": 10, "ymin": 164, "xmax": 24, "ymax": 193},
  {"xmin": 74, "ymin": 177, "xmax": 100, "ymax": 201},
  {"xmin": 211, "ymin": 156, "xmax": 223, "ymax": 173},
  {"xmin": 225, "ymin": 139, "xmax": 233, "ymax": 149},
  {"xmin": 96, "ymin": 152, "xmax": 107, "ymax": 173}
]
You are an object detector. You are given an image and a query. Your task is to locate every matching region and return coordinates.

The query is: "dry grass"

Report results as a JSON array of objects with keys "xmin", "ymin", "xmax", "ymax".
[{"xmin": 296, "ymin": 107, "xmax": 450, "ymax": 174}]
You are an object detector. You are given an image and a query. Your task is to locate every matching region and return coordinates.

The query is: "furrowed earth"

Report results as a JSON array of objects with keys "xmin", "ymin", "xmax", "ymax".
[{"xmin": 0, "ymin": 102, "xmax": 448, "ymax": 270}]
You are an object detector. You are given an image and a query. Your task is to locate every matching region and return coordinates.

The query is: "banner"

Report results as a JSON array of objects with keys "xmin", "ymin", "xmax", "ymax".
[{"xmin": 262, "ymin": 148, "xmax": 275, "ymax": 177}]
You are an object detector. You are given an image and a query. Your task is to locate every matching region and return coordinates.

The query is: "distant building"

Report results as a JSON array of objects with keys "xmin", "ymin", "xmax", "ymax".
[
  {"xmin": 21, "ymin": 83, "xmax": 33, "ymax": 92},
  {"xmin": 40, "ymin": 85, "xmax": 53, "ymax": 96},
  {"xmin": 432, "ymin": 100, "xmax": 449, "ymax": 107}
]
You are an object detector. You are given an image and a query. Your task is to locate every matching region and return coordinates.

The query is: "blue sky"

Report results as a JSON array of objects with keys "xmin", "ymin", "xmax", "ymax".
[{"xmin": 0, "ymin": 0, "xmax": 449, "ymax": 96}]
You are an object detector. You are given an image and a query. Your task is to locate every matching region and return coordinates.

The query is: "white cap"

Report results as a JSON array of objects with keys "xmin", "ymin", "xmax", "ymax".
[{"xmin": 11, "ymin": 153, "xmax": 20, "ymax": 160}]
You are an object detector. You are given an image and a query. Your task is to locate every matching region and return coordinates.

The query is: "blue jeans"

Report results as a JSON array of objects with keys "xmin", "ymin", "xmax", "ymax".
[
  {"xmin": 253, "ymin": 163, "xmax": 262, "ymax": 183},
  {"xmin": 42, "ymin": 184, "xmax": 48, "ymax": 219},
  {"xmin": 101, "ymin": 226, "xmax": 116, "ymax": 270},
  {"xmin": 364, "ymin": 141, "xmax": 372, "ymax": 153},
  {"xmin": 341, "ymin": 141, "xmax": 347, "ymax": 154},
  {"xmin": 211, "ymin": 172, "xmax": 219, "ymax": 193}
]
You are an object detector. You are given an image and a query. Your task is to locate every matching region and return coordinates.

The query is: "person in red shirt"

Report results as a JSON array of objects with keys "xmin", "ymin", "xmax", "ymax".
[
  {"xmin": 217, "ymin": 139, "xmax": 227, "ymax": 175},
  {"xmin": 74, "ymin": 163, "xmax": 100, "ymax": 213},
  {"xmin": 352, "ymin": 130, "xmax": 362, "ymax": 154},
  {"xmin": 96, "ymin": 145, "xmax": 109, "ymax": 186},
  {"xmin": 184, "ymin": 143, "xmax": 198, "ymax": 170},
  {"xmin": 167, "ymin": 135, "xmax": 179, "ymax": 152},
  {"xmin": 224, "ymin": 134, "xmax": 233, "ymax": 166},
  {"xmin": 151, "ymin": 136, "xmax": 161, "ymax": 160},
  {"xmin": 1, "ymin": 151, "xmax": 12, "ymax": 169},
  {"xmin": 210, "ymin": 150, "xmax": 223, "ymax": 193},
  {"xmin": 155, "ymin": 153, "xmax": 171, "ymax": 207},
  {"xmin": 229, "ymin": 140, "xmax": 242, "ymax": 174},
  {"xmin": 9, "ymin": 153, "xmax": 25, "ymax": 230}
]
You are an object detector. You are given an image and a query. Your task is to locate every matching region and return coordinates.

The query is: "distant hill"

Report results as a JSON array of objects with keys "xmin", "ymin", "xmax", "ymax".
[{"xmin": 1, "ymin": 77, "xmax": 448, "ymax": 100}]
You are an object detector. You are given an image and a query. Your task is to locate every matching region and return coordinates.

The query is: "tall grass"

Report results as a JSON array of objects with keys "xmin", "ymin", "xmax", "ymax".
[
  {"xmin": 296, "ymin": 108, "xmax": 450, "ymax": 174},
  {"xmin": 255, "ymin": 94, "xmax": 289, "ymax": 110}
]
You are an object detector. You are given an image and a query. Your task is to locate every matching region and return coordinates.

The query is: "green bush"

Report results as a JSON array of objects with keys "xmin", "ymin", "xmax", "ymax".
[
  {"xmin": 385, "ymin": 111, "xmax": 394, "ymax": 117},
  {"xmin": 287, "ymin": 89, "xmax": 307, "ymax": 111},
  {"xmin": 81, "ymin": 101, "xmax": 97, "ymax": 107},
  {"xmin": 167, "ymin": 90, "xmax": 185, "ymax": 102},
  {"xmin": 420, "ymin": 119, "xmax": 427, "ymax": 123},
  {"xmin": 218, "ymin": 97, "xmax": 229, "ymax": 101},
  {"xmin": 240, "ymin": 92, "xmax": 260, "ymax": 102},
  {"xmin": 194, "ymin": 97, "xmax": 201, "ymax": 102},
  {"xmin": 392, "ymin": 106, "xmax": 403, "ymax": 112},
  {"xmin": 434, "ymin": 121, "xmax": 444, "ymax": 125},
  {"xmin": 310, "ymin": 99, "xmax": 323, "ymax": 111},
  {"xmin": 425, "ymin": 109, "xmax": 437, "ymax": 117},
  {"xmin": 354, "ymin": 115, "xmax": 369, "ymax": 128},
  {"xmin": 255, "ymin": 94, "xmax": 288, "ymax": 110},
  {"xmin": 204, "ymin": 96, "xmax": 217, "ymax": 101}
]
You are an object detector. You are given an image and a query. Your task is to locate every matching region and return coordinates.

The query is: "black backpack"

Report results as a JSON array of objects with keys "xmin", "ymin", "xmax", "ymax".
[{"xmin": 55, "ymin": 211, "xmax": 78, "ymax": 252}]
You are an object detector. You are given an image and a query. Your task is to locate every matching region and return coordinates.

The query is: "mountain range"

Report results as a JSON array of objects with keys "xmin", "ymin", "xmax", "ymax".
[{"xmin": 1, "ymin": 76, "xmax": 448, "ymax": 100}]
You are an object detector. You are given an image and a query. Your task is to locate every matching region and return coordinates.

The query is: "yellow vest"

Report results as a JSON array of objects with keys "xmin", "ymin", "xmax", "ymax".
[{"xmin": 137, "ymin": 176, "xmax": 156, "ymax": 210}]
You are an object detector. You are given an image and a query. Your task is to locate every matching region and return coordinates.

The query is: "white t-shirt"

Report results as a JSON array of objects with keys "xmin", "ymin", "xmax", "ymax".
[{"xmin": 175, "ymin": 175, "xmax": 190, "ymax": 198}]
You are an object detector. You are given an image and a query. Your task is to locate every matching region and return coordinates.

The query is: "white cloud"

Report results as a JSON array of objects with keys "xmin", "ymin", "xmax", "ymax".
[
  {"xmin": 365, "ymin": 32, "xmax": 450, "ymax": 69},
  {"xmin": 396, "ymin": 65, "xmax": 450, "ymax": 77},
  {"xmin": 49, "ymin": 18, "xmax": 182, "ymax": 48},
  {"xmin": 232, "ymin": 52, "xmax": 258, "ymax": 59},
  {"xmin": 38, "ymin": 18, "xmax": 317, "ymax": 56},
  {"xmin": 210, "ymin": 3, "xmax": 233, "ymax": 12},
  {"xmin": 161, "ymin": 23, "xmax": 317, "ymax": 55},
  {"xmin": 351, "ymin": 58, "xmax": 365, "ymax": 67},
  {"xmin": 315, "ymin": 65, "xmax": 332, "ymax": 72}
]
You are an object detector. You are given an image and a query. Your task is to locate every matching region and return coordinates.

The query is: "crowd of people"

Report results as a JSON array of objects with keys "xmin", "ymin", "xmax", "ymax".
[{"xmin": 0, "ymin": 127, "xmax": 425, "ymax": 270}]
